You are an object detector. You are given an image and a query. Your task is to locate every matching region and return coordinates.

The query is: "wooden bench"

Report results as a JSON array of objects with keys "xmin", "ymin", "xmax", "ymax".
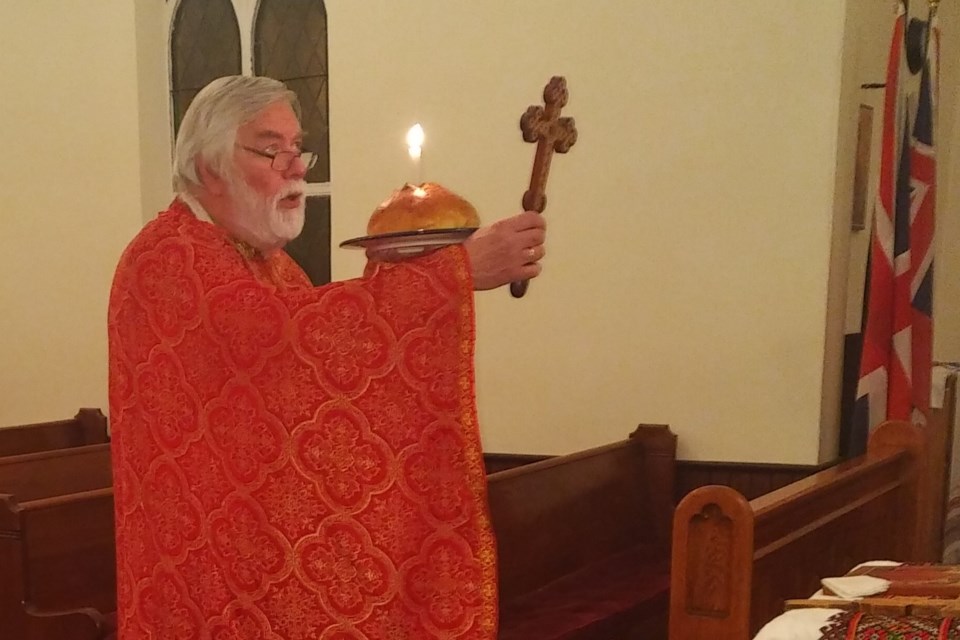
[
  {"xmin": 0, "ymin": 424, "xmax": 675, "ymax": 640},
  {"xmin": 484, "ymin": 452, "xmax": 552, "ymax": 474},
  {"xmin": 668, "ymin": 420, "xmax": 934, "ymax": 640},
  {"xmin": 0, "ymin": 408, "xmax": 108, "ymax": 457},
  {"xmin": 487, "ymin": 424, "xmax": 677, "ymax": 640},
  {"xmin": 0, "ymin": 444, "xmax": 115, "ymax": 640}
]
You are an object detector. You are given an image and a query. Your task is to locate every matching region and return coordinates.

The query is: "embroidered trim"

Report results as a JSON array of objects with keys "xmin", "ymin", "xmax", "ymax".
[{"xmin": 820, "ymin": 611, "xmax": 960, "ymax": 639}]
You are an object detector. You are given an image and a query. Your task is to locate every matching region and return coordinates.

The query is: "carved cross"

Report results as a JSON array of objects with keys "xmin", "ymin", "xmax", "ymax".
[
  {"xmin": 520, "ymin": 77, "xmax": 578, "ymax": 213},
  {"xmin": 512, "ymin": 76, "xmax": 577, "ymax": 298}
]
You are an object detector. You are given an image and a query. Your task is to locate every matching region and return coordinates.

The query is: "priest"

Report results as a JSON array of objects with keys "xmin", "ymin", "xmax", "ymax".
[{"xmin": 108, "ymin": 74, "xmax": 546, "ymax": 639}]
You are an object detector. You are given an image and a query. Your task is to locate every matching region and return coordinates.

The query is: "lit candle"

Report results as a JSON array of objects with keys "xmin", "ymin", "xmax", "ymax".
[{"xmin": 406, "ymin": 123, "xmax": 425, "ymax": 185}]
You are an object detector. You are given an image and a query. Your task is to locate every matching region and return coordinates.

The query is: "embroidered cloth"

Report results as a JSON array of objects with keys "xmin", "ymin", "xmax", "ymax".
[
  {"xmin": 108, "ymin": 200, "xmax": 496, "ymax": 639},
  {"xmin": 821, "ymin": 612, "xmax": 960, "ymax": 640}
]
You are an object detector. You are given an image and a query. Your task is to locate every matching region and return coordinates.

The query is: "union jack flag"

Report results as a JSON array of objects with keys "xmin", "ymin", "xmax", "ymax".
[{"xmin": 851, "ymin": 4, "xmax": 938, "ymax": 454}]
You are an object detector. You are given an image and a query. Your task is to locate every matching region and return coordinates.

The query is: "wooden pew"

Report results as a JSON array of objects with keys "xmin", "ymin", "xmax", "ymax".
[
  {"xmin": 0, "ymin": 442, "xmax": 113, "ymax": 499},
  {"xmin": 0, "ymin": 408, "xmax": 108, "ymax": 457},
  {"xmin": 488, "ymin": 424, "xmax": 677, "ymax": 640},
  {"xmin": 484, "ymin": 452, "xmax": 552, "ymax": 474},
  {"xmin": 668, "ymin": 420, "xmax": 932, "ymax": 640},
  {"xmin": 0, "ymin": 444, "xmax": 115, "ymax": 640}
]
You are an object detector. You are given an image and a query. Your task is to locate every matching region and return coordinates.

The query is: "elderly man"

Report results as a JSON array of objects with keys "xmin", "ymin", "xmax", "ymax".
[{"xmin": 108, "ymin": 75, "xmax": 545, "ymax": 639}]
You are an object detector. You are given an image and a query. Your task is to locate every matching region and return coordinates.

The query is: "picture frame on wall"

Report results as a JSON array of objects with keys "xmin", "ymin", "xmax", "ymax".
[{"xmin": 851, "ymin": 104, "xmax": 874, "ymax": 232}]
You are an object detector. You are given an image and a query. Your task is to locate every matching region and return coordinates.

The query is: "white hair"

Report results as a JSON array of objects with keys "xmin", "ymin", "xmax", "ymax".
[{"xmin": 172, "ymin": 75, "xmax": 301, "ymax": 194}]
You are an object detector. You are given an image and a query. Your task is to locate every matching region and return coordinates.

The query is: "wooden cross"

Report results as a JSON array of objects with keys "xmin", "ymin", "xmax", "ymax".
[{"xmin": 511, "ymin": 76, "xmax": 578, "ymax": 299}]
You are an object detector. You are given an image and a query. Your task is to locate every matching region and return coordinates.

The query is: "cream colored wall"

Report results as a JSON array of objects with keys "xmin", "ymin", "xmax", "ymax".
[
  {"xmin": 934, "ymin": 0, "xmax": 960, "ymax": 358},
  {"xmin": 843, "ymin": 3, "xmax": 889, "ymax": 336},
  {"xmin": 842, "ymin": 1, "xmax": 960, "ymax": 383},
  {"xmin": 818, "ymin": 0, "xmax": 867, "ymax": 461},
  {"xmin": 5, "ymin": 1, "xmax": 957, "ymax": 465},
  {"xmin": 135, "ymin": 0, "xmax": 175, "ymax": 224},
  {"xmin": 327, "ymin": 1, "xmax": 848, "ymax": 462},
  {"xmin": 0, "ymin": 1, "xmax": 144, "ymax": 426}
]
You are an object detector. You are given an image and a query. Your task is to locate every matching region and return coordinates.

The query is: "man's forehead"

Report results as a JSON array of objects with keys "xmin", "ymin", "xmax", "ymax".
[
  {"xmin": 240, "ymin": 102, "xmax": 303, "ymax": 139},
  {"xmin": 251, "ymin": 129, "xmax": 304, "ymax": 142}
]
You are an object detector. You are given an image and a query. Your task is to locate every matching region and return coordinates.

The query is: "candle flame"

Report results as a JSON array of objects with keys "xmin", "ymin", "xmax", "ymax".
[{"xmin": 406, "ymin": 123, "xmax": 424, "ymax": 159}]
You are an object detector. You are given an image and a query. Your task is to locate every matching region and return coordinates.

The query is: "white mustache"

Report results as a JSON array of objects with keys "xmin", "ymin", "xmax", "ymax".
[{"xmin": 276, "ymin": 181, "xmax": 307, "ymax": 200}]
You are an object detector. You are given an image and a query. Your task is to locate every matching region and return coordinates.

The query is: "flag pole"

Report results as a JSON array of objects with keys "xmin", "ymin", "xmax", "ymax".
[{"xmin": 926, "ymin": 0, "xmax": 939, "ymax": 47}]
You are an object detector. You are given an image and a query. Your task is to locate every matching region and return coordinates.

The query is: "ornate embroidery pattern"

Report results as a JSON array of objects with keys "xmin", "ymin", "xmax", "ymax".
[
  {"xmin": 256, "ymin": 576, "xmax": 333, "ymax": 640},
  {"xmin": 404, "ymin": 536, "xmax": 484, "ymax": 634},
  {"xmin": 206, "ymin": 384, "xmax": 286, "ymax": 484},
  {"xmin": 293, "ymin": 289, "xmax": 395, "ymax": 394},
  {"xmin": 297, "ymin": 520, "xmax": 395, "ymax": 618},
  {"xmin": 141, "ymin": 460, "xmax": 203, "ymax": 556},
  {"xmin": 208, "ymin": 281, "xmax": 288, "ymax": 371},
  {"xmin": 108, "ymin": 201, "xmax": 496, "ymax": 638},
  {"xmin": 403, "ymin": 425, "xmax": 475, "ymax": 524},
  {"xmin": 136, "ymin": 569, "xmax": 203, "ymax": 639},
  {"xmin": 820, "ymin": 611, "xmax": 960, "ymax": 639},
  {"xmin": 293, "ymin": 407, "xmax": 392, "ymax": 509},
  {"xmin": 208, "ymin": 496, "xmax": 289, "ymax": 594},
  {"xmin": 136, "ymin": 349, "xmax": 200, "ymax": 451}
]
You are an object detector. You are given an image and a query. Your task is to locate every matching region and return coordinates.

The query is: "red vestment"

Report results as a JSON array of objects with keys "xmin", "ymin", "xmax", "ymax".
[{"xmin": 108, "ymin": 200, "xmax": 497, "ymax": 639}]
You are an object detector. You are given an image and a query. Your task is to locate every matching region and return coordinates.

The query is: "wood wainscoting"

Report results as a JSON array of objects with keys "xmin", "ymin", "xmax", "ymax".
[
  {"xmin": 487, "ymin": 451, "xmax": 832, "ymax": 501},
  {"xmin": 673, "ymin": 459, "xmax": 833, "ymax": 503},
  {"xmin": 484, "ymin": 453, "xmax": 553, "ymax": 474}
]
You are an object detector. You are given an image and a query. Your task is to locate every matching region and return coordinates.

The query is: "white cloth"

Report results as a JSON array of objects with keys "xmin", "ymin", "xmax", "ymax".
[
  {"xmin": 806, "ymin": 589, "xmax": 846, "ymax": 600},
  {"xmin": 820, "ymin": 575, "xmax": 890, "ymax": 600},
  {"xmin": 851, "ymin": 560, "xmax": 903, "ymax": 570},
  {"xmin": 809, "ymin": 562, "xmax": 902, "ymax": 599},
  {"xmin": 932, "ymin": 365, "xmax": 952, "ymax": 409},
  {"xmin": 753, "ymin": 608, "xmax": 846, "ymax": 640},
  {"xmin": 179, "ymin": 191, "xmax": 214, "ymax": 224}
]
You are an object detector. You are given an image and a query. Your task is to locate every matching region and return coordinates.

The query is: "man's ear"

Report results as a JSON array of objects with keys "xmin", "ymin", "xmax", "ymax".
[{"xmin": 196, "ymin": 157, "xmax": 228, "ymax": 196}]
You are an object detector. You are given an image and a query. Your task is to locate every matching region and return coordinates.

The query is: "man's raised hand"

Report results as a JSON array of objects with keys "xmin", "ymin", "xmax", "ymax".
[{"xmin": 463, "ymin": 211, "xmax": 546, "ymax": 291}]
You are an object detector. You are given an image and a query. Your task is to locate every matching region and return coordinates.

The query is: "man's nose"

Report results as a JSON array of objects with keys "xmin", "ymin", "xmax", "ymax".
[{"xmin": 285, "ymin": 155, "xmax": 308, "ymax": 179}]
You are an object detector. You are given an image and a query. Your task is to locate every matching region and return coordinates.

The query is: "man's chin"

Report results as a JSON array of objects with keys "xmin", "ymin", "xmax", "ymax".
[{"xmin": 276, "ymin": 207, "xmax": 306, "ymax": 241}]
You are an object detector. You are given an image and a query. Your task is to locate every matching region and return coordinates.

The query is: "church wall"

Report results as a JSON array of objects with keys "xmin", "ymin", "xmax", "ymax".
[
  {"xmin": 934, "ymin": 0, "xmax": 960, "ymax": 359},
  {"xmin": 326, "ymin": 1, "xmax": 848, "ymax": 462},
  {"xmin": 4, "ymin": 1, "xmax": 957, "ymax": 466},
  {"xmin": 842, "ymin": 1, "xmax": 960, "ymax": 400},
  {"xmin": 134, "ymin": 0, "xmax": 175, "ymax": 226},
  {"xmin": 0, "ymin": 1, "xmax": 143, "ymax": 426},
  {"xmin": 819, "ymin": 0, "xmax": 870, "ymax": 462},
  {"xmin": 843, "ymin": 5, "xmax": 890, "ymax": 337}
]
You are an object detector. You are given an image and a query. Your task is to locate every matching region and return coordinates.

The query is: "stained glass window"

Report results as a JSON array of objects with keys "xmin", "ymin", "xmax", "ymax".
[
  {"xmin": 283, "ymin": 197, "xmax": 331, "ymax": 286},
  {"xmin": 255, "ymin": 0, "xmax": 331, "ymax": 284},
  {"xmin": 169, "ymin": 0, "xmax": 242, "ymax": 136},
  {"xmin": 254, "ymin": 0, "xmax": 330, "ymax": 184},
  {"xmin": 169, "ymin": 0, "xmax": 331, "ymax": 285}
]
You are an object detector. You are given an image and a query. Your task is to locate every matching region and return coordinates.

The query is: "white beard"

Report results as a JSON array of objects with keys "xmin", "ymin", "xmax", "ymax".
[{"xmin": 227, "ymin": 175, "xmax": 306, "ymax": 254}]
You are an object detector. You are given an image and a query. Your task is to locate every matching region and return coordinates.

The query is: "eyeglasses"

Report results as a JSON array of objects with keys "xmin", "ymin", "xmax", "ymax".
[{"xmin": 239, "ymin": 145, "xmax": 318, "ymax": 172}]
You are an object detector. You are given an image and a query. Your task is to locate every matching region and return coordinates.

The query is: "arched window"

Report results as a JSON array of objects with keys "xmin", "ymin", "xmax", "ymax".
[
  {"xmin": 167, "ymin": 0, "xmax": 331, "ymax": 285},
  {"xmin": 169, "ymin": 0, "xmax": 242, "ymax": 136},
  {"xmin": 254, "ymin": 0, "xmax": 331, "ymax": 285}
]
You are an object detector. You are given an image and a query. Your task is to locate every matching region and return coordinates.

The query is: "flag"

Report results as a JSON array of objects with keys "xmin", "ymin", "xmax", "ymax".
[
  {"xmin": 850, "ymin": 4, "xmax": 938, "ymax": 454},
  {"xmin": 908, "ymin": 7, "xmax": 938, "ymax": 422}
]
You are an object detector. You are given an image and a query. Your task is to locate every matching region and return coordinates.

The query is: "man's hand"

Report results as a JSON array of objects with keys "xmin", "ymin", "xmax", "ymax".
[{"xmin": 462, "ymin": 211, "xmax": 546, "ymax": 291}]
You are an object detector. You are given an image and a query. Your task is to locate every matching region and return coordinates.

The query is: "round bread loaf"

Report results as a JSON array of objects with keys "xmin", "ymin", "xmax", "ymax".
[{"xmin": 367, "ymin": 182, "xmax": 480, "ymax": 235}]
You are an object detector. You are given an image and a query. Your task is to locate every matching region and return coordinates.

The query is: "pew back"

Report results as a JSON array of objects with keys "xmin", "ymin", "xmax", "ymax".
[
  {"xmin": 0, "ymin": 408, "xmax": 108, "ymax": 457},
  {"xmin": 0, "ymin": 443, "xmax": 113, "ymax": 501},
  {"xmin": 488, "ymin": 425, "xmax": 677, "ymax": 640},
  {"xmin": 18, "ymin": 488, "xmax": 116, "ymax": 615},
  {"xmin": 669, "ymin": 420, "xmax": 928, "ymax": 640},
  {"xmin": 489, "ymin": 425, "xmax": 676, "ymax": 601},
  {"xmin": 0, "ymin": 442, "xmax": 115, "ymax": 640}
]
